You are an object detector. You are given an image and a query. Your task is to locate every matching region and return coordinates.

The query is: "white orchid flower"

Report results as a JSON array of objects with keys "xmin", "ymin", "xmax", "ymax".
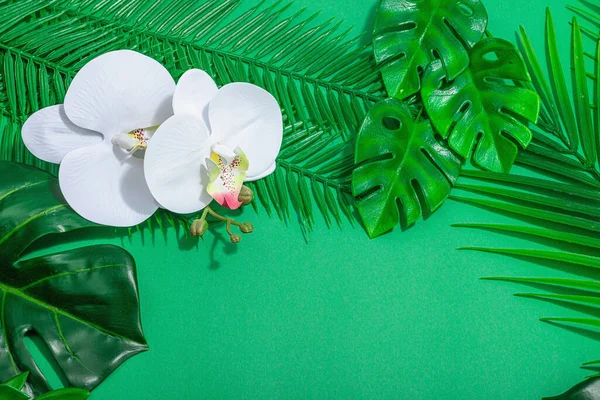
[
  {"xmin": 22, "ymin": 50, "xmax": 175, "ymax": 227},
  {"xmin": 144, "ymin": 69, "xmax": 283, "ymax": 214}
]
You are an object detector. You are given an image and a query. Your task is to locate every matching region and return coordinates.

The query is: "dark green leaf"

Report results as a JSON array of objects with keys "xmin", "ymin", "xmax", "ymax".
[
  {"xmin": 543, "ymin": 377, "xmax": 600, "ymax": 400},
  {"xmin": 353, "ymin": 98, "xmax": 461, "ymax": 238},
  {"xmin": 422, "ymin": 38, "xmax": 540, "ymax": 172},
  {"xmin": 373, "ymin": 0, "xmax": 487, "ymax": 98},
  {"xmin": 0, "ymin": 161, "xmax": 147, "ymax": 396}
]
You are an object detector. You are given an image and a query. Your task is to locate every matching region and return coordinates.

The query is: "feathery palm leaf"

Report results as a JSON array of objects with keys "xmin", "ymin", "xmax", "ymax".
[
  {"xmin": 0, "ymin": 0, "xmax": 380, "ymax": 234},
  {"xmin": 453, "ymin": 1, "xmax": 600, "ymax": 386}
]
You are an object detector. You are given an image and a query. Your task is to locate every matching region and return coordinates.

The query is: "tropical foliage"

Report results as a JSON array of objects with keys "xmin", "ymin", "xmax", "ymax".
[
  {"xmin": 353, "ymin": 98, "xmax": 461, "ymax": 238},
  {"xmin": 453, "ymin": 3, "xmax": 600, "ymax": 395},
  {"xmin": 0, "ymin": 372, "xmax": 89, "ymax": 399},
  {"xmin": 372, "ymin": 0, "xmax": 488, "ymax": 99},
  {"xmin": 422, "ymin": 38, "xmax": 540, "ymax": 173},
  {"xmin": 0, "ymin": 161, "xmax": 146, "ymax": 396},
  {"xmin": 354, "ymin": 0, "xmax": 539, "ymax": 238},
  {"xmin": 543, "ymin": 376, "xmax": 600, "ymax": 400},
  {"xmin": 0, "ymin": 0, "xmax": 386, "ymax": 235}
]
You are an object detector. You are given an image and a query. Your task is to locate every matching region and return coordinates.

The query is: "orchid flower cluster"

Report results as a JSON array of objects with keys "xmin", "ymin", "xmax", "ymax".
[{"xmin": 22, "ymin": 50, "xmax": 283, "ymax": 242}]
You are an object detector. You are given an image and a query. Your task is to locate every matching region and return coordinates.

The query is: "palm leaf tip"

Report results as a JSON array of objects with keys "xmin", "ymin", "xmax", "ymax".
[{"xmin": 539, "ymin": 318, "xmax": 600, "ymax": 328}]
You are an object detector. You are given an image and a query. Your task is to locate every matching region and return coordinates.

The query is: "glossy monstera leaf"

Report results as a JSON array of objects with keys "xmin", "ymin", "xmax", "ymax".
[
  {"xmin": 352, "ymin": 99, "xmax": 461, "ymax": 238},
  {"xmin": 0, "ymin": 372, "xmax": 89, "ymax": 399},
  {"xmin": 543, "ymin": 377, "xmax": 600, "ymax": 400},
  {"xmin": 421, "ymin": 37, "xmax": 540, "ymax": 173},
  {"xmin": 0, "ymin": 161, "xmax": 147, "ymax": 396},
  {"xmin": 373, "ymin": 0, "xmax": 488, "ymax": 99}
]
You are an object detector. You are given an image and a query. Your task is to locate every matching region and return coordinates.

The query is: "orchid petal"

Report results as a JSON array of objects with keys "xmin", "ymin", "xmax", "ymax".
[
  {"xmin": 144, "ymin": 115, "xmax": 213, "ymax": 214},
  {"xmin": 206, "ymin": 147, "xmax": 249, "ymax": 210},
  {"xmin": 21, "ymin": 105, "xmax": 102, "ymax": 164},
  {"xmin": 172, "ymin": 69, "xmax": 218, "ymax": 128},
  {"xmin": 246, "ymin": 162, "xmax": 276, "ymax": 182},
  {"xmin": 64, "ymin": 50, "xmax": 175, "ymax": 138},
  {"xmin": 208, "ymin": 83, "xmax": 282, "ymax": 178},
  {"xmin": 59, "ymin": 143, "xmax": 158, "ymax": 227}
]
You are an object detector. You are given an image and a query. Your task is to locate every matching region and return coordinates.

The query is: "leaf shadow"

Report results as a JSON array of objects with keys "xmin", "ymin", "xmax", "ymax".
[
  {"xmin": 177, "ymin": 229, "xmax": 198, "ymax": 252},
  {"xmin": 457, "ymin": 224, "xmax": 598, "ymax": 256},
  {"xmin": 519, "ymin": 295, "xmax": 600, "ymax": 320},
  {"xmin": 450, "ymin": 195, "xmax": 597, "ymax": 238},
  {"xmin": 576, "ymin": 0, "xmax": 600, "ymax": 15},
  {"xmin": 542, "ymin": 320, "xmax": 600, "ymax": 343},
  {"xmin": 205, "ymin": 227, "xmax": 238, "ymax": 270},
  {"xmin": 360, "ymin": 1, "xmax": 378, "ymax": 46},
  {"xmin": 491, "ymin": 280, "xmax": 589, "ymax": 297},
  {"xmin": 581, "ymin": 364, "xmax": 600, "ymax": 374},
  {"xmin": 475, "ymin": 251, "xmax": 600, "ymax": 281},
  {"xmin": 570, "ymin": 0, "xmax": 600, "ymax": 29}
]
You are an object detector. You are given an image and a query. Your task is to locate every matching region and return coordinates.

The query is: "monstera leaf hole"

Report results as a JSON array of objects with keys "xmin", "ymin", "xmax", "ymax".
[
  {"xmin": 24, "ymin": 332, "xmax": 69, "ymax": 390},
  {"xmin": 482, "ymin": 51, "xmax": 499, "ymax": 62},
  {"xmin": 382, "ymin": 116, "xmax": 402, "ymax": 131},
  {"xmin": 458, "ymin": 2, "xmax": 475, "ymax": 16}
]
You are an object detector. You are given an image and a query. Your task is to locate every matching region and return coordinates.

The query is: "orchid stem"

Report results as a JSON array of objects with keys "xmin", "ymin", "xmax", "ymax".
[
  {"xmin": 192, "ymin": 204, "xmax": 252, "ymax": 244},
  {"xmin": 204, "ymin": 205, "xmax": 243, "ymax": 228},
  {"xmin": 226, "ymin": 219, "xmax": 234, "ymax": 236}
]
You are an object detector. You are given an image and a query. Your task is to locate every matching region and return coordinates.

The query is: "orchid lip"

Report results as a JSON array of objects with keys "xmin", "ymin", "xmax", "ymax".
[
  {"xmin": 112, "ymin": 126, "xmax": 157, "ymax": 158},
  {"xmin": 210, "ymin": 142, "xmax": 237, "ymax": 165}
]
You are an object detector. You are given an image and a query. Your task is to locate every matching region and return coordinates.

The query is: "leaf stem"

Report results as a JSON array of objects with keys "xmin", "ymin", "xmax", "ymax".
[{"xmin": 204, "ymin": 205, "xmax": 244, "ymax": 228}]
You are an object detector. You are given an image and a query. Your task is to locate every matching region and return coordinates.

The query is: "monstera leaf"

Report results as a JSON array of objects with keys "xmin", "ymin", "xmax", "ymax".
[
  {"xmin": 352, "ymin": 99, "xmax": 461, "ymax": 238},
  {"xmin": 543, "ymin": 377, "xmax": 600, "ymax": 399},
  {"xmin": 422, "ymin": 37, "xmax": 540, "ymax": 173},
  {"xmin": 0, "ymin": 161, "xmax": 147, "ymax": 396},
  {"xmin": 0, "ymin": 372, "xmax": 89, "ymax": 399},
  {"xmin": 373, "ymin": 0, "xmax": 488, "ymax": 99}
]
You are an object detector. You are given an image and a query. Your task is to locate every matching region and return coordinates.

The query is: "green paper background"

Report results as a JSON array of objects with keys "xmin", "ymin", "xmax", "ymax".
[{"xmin": 24, "ymin": 0, "xmax": 594, "ymax": 399}]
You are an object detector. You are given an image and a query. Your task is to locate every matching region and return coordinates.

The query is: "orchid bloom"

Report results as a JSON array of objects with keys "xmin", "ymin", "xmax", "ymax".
[
  {"xmin": 144, "ymin": 69, "xmax": 283, "ymax": 214},
  {"xmin": 22, "ymin": 50, "xmax": 175, "ymax": 227}
]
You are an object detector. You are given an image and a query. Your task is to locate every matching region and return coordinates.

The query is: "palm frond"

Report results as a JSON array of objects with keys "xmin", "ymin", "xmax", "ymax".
[
  {"xmin": 0, "ymin": 0, "xmax": 379, "ymax": 234},
  {"xmin": 454, "ymin": 1, "xmax": 600, "ymax": 374},
  {"xmin": 517, "ymin": 8, "xmax": 600, "ymax": 184}
]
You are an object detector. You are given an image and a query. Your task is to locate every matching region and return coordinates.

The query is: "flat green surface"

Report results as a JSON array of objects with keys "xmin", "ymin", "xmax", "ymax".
[{"xmin": 24, "ymin": 0, "xmax": 598, "ymax": 399}]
